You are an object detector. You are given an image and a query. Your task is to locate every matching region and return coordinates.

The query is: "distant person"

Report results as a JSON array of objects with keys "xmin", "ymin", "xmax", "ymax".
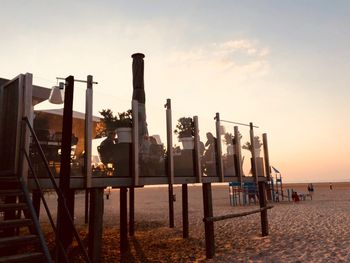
[
  {"xmin": 308, "ymin": 183, "xmax": 314, "ymax": 200},
  {"xmin": 292, "ymin": 191, "xmax": 300, "ymax": 203},
  {"xmin": 329, "ymin": 183, "xmax": 333, "ymax": 190},
  {"xmin": 204, "ymin": 132, "xmax": 216, "ymax": 162}
]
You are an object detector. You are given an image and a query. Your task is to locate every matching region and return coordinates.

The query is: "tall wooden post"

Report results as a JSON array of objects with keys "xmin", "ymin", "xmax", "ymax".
[
  {"xmin": 215, "ymin": 113, "xmax": 224, "ymax": 182},
  {"xmin": 129, "ymin": 187, "xmax": 135, "ymax": 236},
  {"xmin": 202, "ymin": 183, "xmax": 215, "ymax": 259},
  {"xmin": 234, "ymin": 126, "xmax": 243, "ymax": 187},
  {"xmin": 262, "ymin": 133, "xmax": 272, "ymax": 201},
  {"xmin": 193, "ymin": 116, "xmax": 202, "ymax": 183},
  {"xmin": 56, "ymin": 75, "xmax": 74, "ymax": 261},
  {"xmin": 249, "ymin": 123, "xmax": 258, "ymax": 186},
  {"xmin": 182, "ymin": 184, "xmax": 189, "ymax": 238},
  {"xmin": 165, "ymin": 99, "xmax": 175, "ymax": 228},
  {"xmin": 88, "ymin": 188, "xmax": 104, "ymax": 262},
  {"xmin": 120, "ymin": 187, "xmax": 128, "ymax": 253},
  {"xmin": 85, "ymin": 75, "xmax": 93, "ymax": 188},
  {"xmin": 258, "ymin": 182, "xmax": 269, "ymax": 236}
]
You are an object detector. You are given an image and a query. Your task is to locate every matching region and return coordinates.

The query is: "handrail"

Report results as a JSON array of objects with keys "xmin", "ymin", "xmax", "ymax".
[
  {"xmin": 23, "ymin": 150, "xmax": 69, "ymax": 262},
  {"xmin": 18, "ymin": 162, "xmax": 53, "ymax": 263},
  {"xmin": 23, "ymin": 117, "xmax": 91, "ymax": 263}
]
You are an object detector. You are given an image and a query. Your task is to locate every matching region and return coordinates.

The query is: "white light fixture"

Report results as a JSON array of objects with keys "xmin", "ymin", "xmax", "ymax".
[{"xmin": 48, "ymin": 82, "xmax": 64, "ymax": 104}]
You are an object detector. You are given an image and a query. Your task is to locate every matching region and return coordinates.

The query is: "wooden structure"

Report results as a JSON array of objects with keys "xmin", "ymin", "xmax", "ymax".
[{"xmin": 0, "ymin": 54, "xmax": 273, "ymax": 261}]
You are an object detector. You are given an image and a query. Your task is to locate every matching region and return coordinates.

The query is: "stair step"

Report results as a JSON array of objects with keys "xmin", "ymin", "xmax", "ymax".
[
  {"xmin": 0, "ymin": 190, "xmax": 23, "ymax": 197},
  {"xmin": 0, "ymin": 177, "xmax": 20, "ymax": 190},
  {"xmin": 0, "ymin": 252, "xmax": 44, "ymax": 263},
  {"xmin": 0, "ymin": 203, "xmax": 27, "ymax": 211},
  {"xmin": 0, "ymin": 219, "xmax": 32, "ymax": 230},
  {"xmin": 0, "ymin": 234, "xmax": 38, "ymax": 248}
]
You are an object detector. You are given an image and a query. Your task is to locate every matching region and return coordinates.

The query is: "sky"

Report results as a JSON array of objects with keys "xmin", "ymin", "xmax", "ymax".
[{"xmin": 1, "ymin": 0, "xmax": 349, "ymax": 182}]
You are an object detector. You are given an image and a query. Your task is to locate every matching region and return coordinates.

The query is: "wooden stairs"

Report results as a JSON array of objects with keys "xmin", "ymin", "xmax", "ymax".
[{"xmin": 0, "ymin": 176, "xmax": 50, "ymax": 262}]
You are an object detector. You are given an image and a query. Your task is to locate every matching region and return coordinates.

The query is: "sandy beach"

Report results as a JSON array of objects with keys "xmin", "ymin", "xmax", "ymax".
[{"xmin": 40, "ymin": 182, "xmax": 350, "ymax": 262}]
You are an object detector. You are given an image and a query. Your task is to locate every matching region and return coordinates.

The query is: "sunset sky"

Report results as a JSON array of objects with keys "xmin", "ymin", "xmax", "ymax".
[{"xmin": 1, "ymin": 1, "xmax": 349, "ymax": 182}]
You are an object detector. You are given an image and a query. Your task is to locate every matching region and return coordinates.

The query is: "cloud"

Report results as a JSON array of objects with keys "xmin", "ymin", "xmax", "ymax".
[{"xmin": 166, "ymin": 39, "xmax": 270, "ymax": 83}]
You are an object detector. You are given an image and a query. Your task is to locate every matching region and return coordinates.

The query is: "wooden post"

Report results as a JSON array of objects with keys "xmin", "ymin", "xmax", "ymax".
[
  {"xmin": 85, "ymin": 189, "xmax": 89, "ymax": 224},
  {"xmin": 129, "ymin": 187, "xmax": 135, "ymax": 236},
  {"xmin": 258, "ymin": 182, "xmax": 269, "ymax": 236},
  {"xmin": 202, "ymin": 183, "xmax": 215, "ymax": 259},
  {"xmin": 56, "ymin": 75, "xmax": 74, "ymax": 260},
  {"xmin": 120, "ymin": 187, "xmax": 128, "ymax": 253},
  {"xmin": 132, "ymin": 100, "xmax": 139, "ymax": 186},
  {"xmin": 88, "ymin": 188, "xmax": 104, "ymax": 262},
  {"xmin": 262, "ymin": 133, "xmax": 272, "ymax": 201},
  {"xmin": 182, "ymin": 184, "xmax": 189, "ymax": 238},
  {"xmin": 249, "ymin": 123, "xmax": 258, "ymax": 186},
  {"xmin": 234, "ymin": 126, "xmax": 243, "ymax": 187},
  {"xmin": 165, "ymin": 99, "xmax": 174, "ymax": 228},
  {"xmin": 85, "ymin": 75, "xmax": 93, "ymax": 188},
  {"xmin": 215, "ymin": 113, "xmax": 224, "ymax": 182},
  {"xmin": 193, "ymin": 116, "xmax": 202, "ymax": 183},
  {"xmin": 32, "ymin": 190, "xmax": 41, "ymax": 218}
]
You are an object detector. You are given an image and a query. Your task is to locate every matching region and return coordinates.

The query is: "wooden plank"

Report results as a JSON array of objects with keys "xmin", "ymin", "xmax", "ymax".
[
  {"xmin": 182, "ymin": 184, "xmax": 189, "ymax": 238},
  {"xmin": 204, "ymin": 205, "xmax": 273, "ymax": 222},
  {"xmin": 88, "ymin": 188, "xmax": 104, "ymax": 262},
  {"xmin": 202, "ymin": 183, "xmax": 215, "ymax": 259}
]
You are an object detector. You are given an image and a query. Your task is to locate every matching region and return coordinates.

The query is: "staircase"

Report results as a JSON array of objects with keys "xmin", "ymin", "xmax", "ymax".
[{"xmin": 0, "ymin": 176, "xmax": 51, "ymax": 262}]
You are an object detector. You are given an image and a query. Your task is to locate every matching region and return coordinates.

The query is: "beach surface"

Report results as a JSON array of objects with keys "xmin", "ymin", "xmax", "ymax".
[{"xmin": 40, "ymin": 182, "xmax": 350, "ymax": 262}]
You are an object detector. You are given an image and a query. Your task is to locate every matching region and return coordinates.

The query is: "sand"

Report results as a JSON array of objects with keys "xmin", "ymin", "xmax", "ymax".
[{"xmin": 39, "ymin": 182, "xmax": 350, "ymax": 262}]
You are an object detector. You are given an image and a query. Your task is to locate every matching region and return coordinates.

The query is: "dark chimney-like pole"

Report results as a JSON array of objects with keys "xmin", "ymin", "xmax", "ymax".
[{"xmin": 131, "ymin": 53, "xmax": 148, "ymax": 141}]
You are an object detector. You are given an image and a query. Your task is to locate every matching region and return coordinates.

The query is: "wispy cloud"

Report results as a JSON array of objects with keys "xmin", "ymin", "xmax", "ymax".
[{"xmin": 166, "ymin": 39, "xmax": 270, "ymax": 82}]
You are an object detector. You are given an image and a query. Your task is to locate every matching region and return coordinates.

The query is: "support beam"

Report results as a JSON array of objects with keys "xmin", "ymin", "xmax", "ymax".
[
  {"xmin": 182, "ymin": 184, "xmax": 189, "ymax": 238},
  {"xmin": 258, "ymin": 182, "xmax": 269, "ymax": 236},
  {"xmin": 202, "ymin": 183, "xmax": 215, "ymax": 259},
  {"xmin": 120, "ymin": 187, "xmax": 128, "ymax": 254},
  {"xmin": 88, "ymin": 188, "xmax": 104, "ymax": 262},
  {"xmin": 129, "ymin": 187, "xmax": 135, "ymax": 236},
  {"xmin": 56, "ymin": 75, "xmax": 74, "ymax": 261}
]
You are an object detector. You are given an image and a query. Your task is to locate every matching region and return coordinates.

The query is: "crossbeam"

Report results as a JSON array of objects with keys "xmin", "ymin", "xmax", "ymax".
[{"xmin": 204, "ymin": 205, "xmax": 273, "ymax": 222}]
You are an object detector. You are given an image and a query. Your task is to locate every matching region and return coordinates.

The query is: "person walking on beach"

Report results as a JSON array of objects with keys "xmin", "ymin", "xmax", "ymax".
[{"xmin": 329, "ymin": 183, "xmax": 333, "ymax": 190}]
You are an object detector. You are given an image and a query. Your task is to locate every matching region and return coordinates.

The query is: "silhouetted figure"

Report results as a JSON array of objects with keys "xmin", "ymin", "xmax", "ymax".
[
  {"xmin": 329, "ymin": 183, "xmax": 333, "ymax": 190},
  {"xmin": 132, "ymin": 53, "xmax": 148, "ymax": 143},
  {"xmin": 204, "ymin": 132, "xmax": 216, "ymax": 162},
  {"xmin": 98, "ymin": 130, "xmax": 117, "ymax": 165}
]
